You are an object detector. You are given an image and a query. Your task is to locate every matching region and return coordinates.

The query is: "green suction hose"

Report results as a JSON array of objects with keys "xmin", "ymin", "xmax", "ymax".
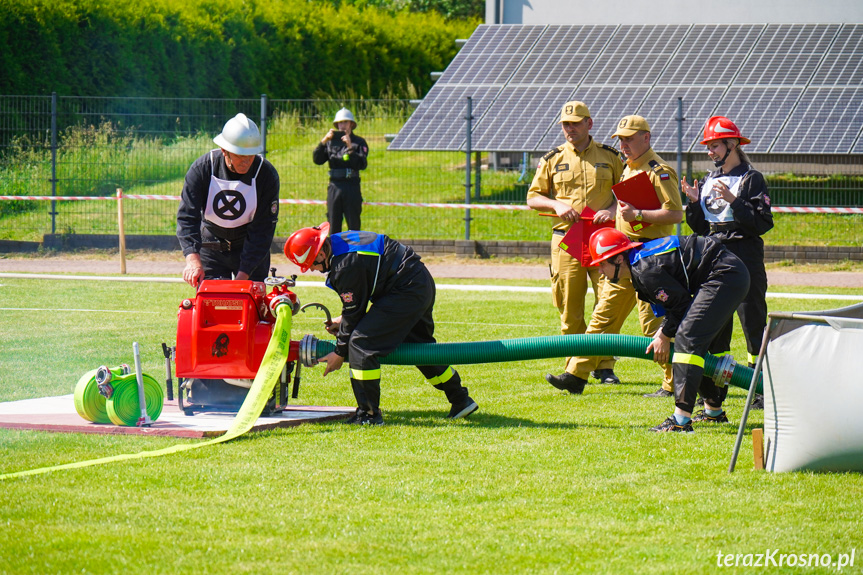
[
  {"xmin": 105, "ymin": 373, "xmax": 164, "ymax": 426},
  {"xmin": 310, "ymin": 334, "xmax": 762, "ymax": 393},
  {"xmin": 73, "ymin": 365, "xmax": 129, "ymax": 424}
]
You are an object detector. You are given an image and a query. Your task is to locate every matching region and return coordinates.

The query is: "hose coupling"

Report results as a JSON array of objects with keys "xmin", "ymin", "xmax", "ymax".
[
  {"xmin": 269, "ymin": 294, "xmax": 300, "ymax": 317},
  {"xmin": 95, "ymin": 365, "xmax": 114, "ymax": 398},
  {"xmin": 299, "ymin": 334, "xmax": 320, "ymax": 367},
  {"xmin": 711, "ymin": 355, "xmax": 737, "ymax": 388}
]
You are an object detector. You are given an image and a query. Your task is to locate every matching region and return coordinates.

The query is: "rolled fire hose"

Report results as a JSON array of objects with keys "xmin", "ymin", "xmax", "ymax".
[
  {"xmin": 304, "ymin": 334, "xmax": 762, "ymax": 393},
  {"xmin": 73, "ymin": 365, "xmax": 130, "ymax": 424},
  {"xmin": 105, "ymin": 373, "xmax": 164, "ymax": 427},
  {"xmin": 1, "ymin": 303, "xmax": 293, "ymax": 480}
]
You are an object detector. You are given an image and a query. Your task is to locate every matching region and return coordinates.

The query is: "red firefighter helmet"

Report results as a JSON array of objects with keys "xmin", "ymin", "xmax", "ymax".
[
  {"xmin": 700, "ymin": 116, "xmax": 751, "ymax": 145},
  {"xmin": 589, "ymin": 228, "xmax": 642, "ymax": 266},
  {"xmin": 284, "ymin": 223, "xmax": 330, "ymax": 272}
]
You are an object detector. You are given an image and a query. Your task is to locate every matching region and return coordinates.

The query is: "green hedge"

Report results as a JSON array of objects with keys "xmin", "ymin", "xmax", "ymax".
[{"xmin": 0, "ymin": 0, "xmax": 477, "ymax": 98}]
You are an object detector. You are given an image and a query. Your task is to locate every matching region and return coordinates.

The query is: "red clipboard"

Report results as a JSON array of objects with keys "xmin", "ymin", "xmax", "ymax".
[
  {"xmin": 557, "ymin": 207, "xmax": 614, "ymax": 267},
  {"xmin": 611, "ymin": 171, "xmax": 660, "ymax": 233}
]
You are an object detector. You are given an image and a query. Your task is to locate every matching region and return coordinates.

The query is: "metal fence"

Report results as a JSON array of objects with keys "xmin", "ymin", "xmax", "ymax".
[{"xmin": 1, "ymin": 94, "xmax": 862, "ymax": 244}]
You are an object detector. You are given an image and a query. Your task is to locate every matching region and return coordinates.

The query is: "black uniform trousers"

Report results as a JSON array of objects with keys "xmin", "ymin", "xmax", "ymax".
[
  {"xmin": 346, "ymin": 265, "xmax": 463, "ymax": 413},
  {"xmin": 672, "ymin": 253, "xmax": 750, "ymax": 413},
  {"xmin": 327, "ymin": 179, "xmax": 362, "ymax": 234},
  {"xmin": 723, "ymin": 238, "xmax": 768, "ymax": 362}
]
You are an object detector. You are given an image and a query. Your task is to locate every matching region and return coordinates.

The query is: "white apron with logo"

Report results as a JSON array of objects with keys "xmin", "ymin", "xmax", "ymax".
[
  {"xmin": 204, "ymin": 150, "xmax": 263, "ymax": 228},
  {"xmin": 700, "ymin": 170, "xmax": 749, "ymax": 223}
]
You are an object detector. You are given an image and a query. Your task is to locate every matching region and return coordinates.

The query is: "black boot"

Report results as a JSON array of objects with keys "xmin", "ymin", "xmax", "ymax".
[
  {"xmin": 591, "ymin": 369, "xmax": 621, "ymax": 385},
  {"xmin": 350, "ymin": 379, "xmax": 372, "ymax": 414},
  {"xmin": 545, "ymin": 373, "xmax": 586, "ymax": 394},
  {"xmin": 433, "ymin": 371, "xmax": 478, "ymax": 419}
]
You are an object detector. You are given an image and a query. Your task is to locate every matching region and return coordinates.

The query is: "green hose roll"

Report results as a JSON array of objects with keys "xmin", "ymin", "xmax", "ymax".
[
  {"xmin": 73, "ymin": 366, "xmax": 129, "ymax": 424},
  {"xmin": 313, "ymin": 334, "xmax": 762, "ymax": 393},
  {"xmin": 105, "ymin": 373, "xmax": 164, "ymax": 427}
]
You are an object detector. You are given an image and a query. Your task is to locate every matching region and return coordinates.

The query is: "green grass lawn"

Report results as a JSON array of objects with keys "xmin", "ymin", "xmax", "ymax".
[{"xmin": 0, "ymin": 277, "xmax": 861, "ymax": 574}]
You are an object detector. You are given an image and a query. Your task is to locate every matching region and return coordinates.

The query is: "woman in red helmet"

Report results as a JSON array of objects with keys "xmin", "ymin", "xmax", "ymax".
[
  {"xmin": 284, "ymin": 223, "xmax": 478, "ymax": 425},
  {"xmin": 681, "ymin": 116, "xmax": 773, "ymax": 409},
  {"xmin": 587, "ymin": 228, "xmax": 750, "ymax": 432}
]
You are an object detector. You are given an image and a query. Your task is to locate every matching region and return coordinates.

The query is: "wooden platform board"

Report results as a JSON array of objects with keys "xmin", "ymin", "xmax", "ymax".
[{"xmin": 0, "ymin": 394, "xmax": 354, "ymax": 438}]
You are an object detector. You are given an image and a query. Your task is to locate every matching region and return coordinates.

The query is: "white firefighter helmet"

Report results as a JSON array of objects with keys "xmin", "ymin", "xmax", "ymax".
[
  {"xmin": 213, "ymin": 113, "xmax": 263, "ymax": 155},
  {"xmin": 333, "ymin": 107, "xmax": 357, "ymax": 129}
]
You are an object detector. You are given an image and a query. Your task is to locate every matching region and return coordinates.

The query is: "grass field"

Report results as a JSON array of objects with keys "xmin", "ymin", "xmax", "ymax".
[{"xmin": 1, "ymin": 276, "xmax": 862, "ymax": 574}]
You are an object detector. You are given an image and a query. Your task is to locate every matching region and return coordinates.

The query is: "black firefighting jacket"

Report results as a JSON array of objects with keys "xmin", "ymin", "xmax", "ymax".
[{"xmin": 629, "ymin": 234, "xmax": 729, "ymax": 338}]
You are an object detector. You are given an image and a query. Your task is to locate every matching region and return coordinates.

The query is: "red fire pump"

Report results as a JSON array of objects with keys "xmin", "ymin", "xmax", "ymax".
[{"xmin": 165, "ymin": 271, "xmax": 313, "ymax": 416}]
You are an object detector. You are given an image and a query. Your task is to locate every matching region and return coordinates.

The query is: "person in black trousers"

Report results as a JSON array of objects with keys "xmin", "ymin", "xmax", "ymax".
[
  {"xmin": 313, "ymin": 108, "xmax": 369, "ymax": 233},
  {"xmin": 176, "ymin": 112, "xmax": 280, "ymax": 409},
  {"xmin": 284, "ymin": 224, "xmax": 478, "ymax": 425},
  {"xmin": 682, "ymin": 116, "xmax": 773, "ymax": 409},
  {"xmin": 587, "ymin": 228, "xmax": 750, "ymax": 433}
]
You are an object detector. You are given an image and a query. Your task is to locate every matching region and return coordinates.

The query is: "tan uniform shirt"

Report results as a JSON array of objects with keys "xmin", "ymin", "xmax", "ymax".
[
  {"xmin": 527, "ymin": 138, "xmax": 624, "ymax": 232},
  {"xmin": 616, "ymin": 147, "xmax": 682, "ymax": 240}
]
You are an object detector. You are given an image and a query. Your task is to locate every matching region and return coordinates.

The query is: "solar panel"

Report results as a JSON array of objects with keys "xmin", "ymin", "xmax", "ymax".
[
  {"xmin": 470, "ymin": 25, "xmax": 618, "ymax": 151},
  {"xmin": 581, "ymin": 25, "xmax": 689, "ymax": 85},
  {"xmin": 507, "ymin": 25, "xmax": 616, "ymax": 86},
  {"xmin": 470, "ymin": 86, "xmax": 573, "ymax": 151},
  {"xmin": 635, "ymin": 87, "xmax": 726, "ymax": 153},
  {"xmin": 388, "ymin": 86, "xmax": 499, "ymax": 150},
  {"xmin": 772, "ymin": 87, "xmax": 863, "ymax": 153},
  {"xmin": 811, "ymin": 24, "xmax": 863, "ymax": 86},
  {"xmin": 390, "ymin": 22, "xmax": 863, "ymax": 154},
  {"xmin": 655, "ymin": 24, "xmax": 763, "ymax": 86},
  {"xmin": 712, "ymin": 87, "xmax": 804, "ymax": 152},
  {"xmin": 734, "ymin": 24, "xmax": 840, "ymax": 86},
  {"xmin": 437, "ymin": 25, "xmax": 543, "ymax": 86}
]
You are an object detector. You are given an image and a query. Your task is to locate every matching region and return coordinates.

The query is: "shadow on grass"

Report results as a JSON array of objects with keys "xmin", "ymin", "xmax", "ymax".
[{"xmin": 378, "ymin": 409, "xmax": 584, "ymax": 429}]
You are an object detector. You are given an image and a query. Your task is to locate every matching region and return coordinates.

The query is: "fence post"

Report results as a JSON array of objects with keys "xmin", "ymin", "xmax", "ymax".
[
  {"xmin": 260, "ymin": 94, "xmax": 268, "ymax": 158},
  {"xmin": 50, "ymin": 92, "xmax": 58, "ymax": 234},
  {"xmin": 474, "ymin": 151, "xmax": 482, "ymax": 200},
  {"xmin": 675, "ymin": 97, "xmax": 685, "ymax": 236},
  {"xmin": 117, "ymin": 188, "xmax": 127, "ymax": 274},
  {"xmin": 464, "ymin": 96, "xmax": 472, "ymax": 240}
]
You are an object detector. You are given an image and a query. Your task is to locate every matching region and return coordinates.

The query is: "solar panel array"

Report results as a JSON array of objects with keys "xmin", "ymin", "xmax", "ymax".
[{"xmin": 388, "ymin": 23, "xmax": 863, "ymax": 154}]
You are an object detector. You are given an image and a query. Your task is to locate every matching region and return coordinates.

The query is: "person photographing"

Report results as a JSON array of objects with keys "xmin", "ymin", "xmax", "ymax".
[{"xmin": 313, "ymin": 108, "xmax": 369, "ymax": 233}]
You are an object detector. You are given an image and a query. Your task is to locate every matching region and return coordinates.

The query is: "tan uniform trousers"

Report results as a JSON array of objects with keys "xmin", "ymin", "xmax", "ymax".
[
  {"xmin": 567, "ymin": 276, "xmax": 674, "ymax": 391},
  {"xmin": 551, "ymin": 234, "xmax": 612, "ymax": 371}
]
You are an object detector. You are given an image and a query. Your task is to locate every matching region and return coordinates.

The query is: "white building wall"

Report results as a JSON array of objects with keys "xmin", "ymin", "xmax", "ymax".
[{"xmin": 486, "ymin": 0, "xmax": 863, "ymax": 24}]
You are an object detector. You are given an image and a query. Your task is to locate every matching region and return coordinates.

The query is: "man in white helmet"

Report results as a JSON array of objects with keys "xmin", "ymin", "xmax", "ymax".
[
  {"xmin": 177, "ymin": 112, "xmax": 280, "ymax": 288},
  {"xmin": 313, "ymin": 107, "xmax": 369, "ymax": 233}
]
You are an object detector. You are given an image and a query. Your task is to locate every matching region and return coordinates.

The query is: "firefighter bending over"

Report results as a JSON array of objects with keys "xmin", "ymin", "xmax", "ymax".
[{"xmin": 285, "ymin": 224, "xmax": 478, "ymax": 425}]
